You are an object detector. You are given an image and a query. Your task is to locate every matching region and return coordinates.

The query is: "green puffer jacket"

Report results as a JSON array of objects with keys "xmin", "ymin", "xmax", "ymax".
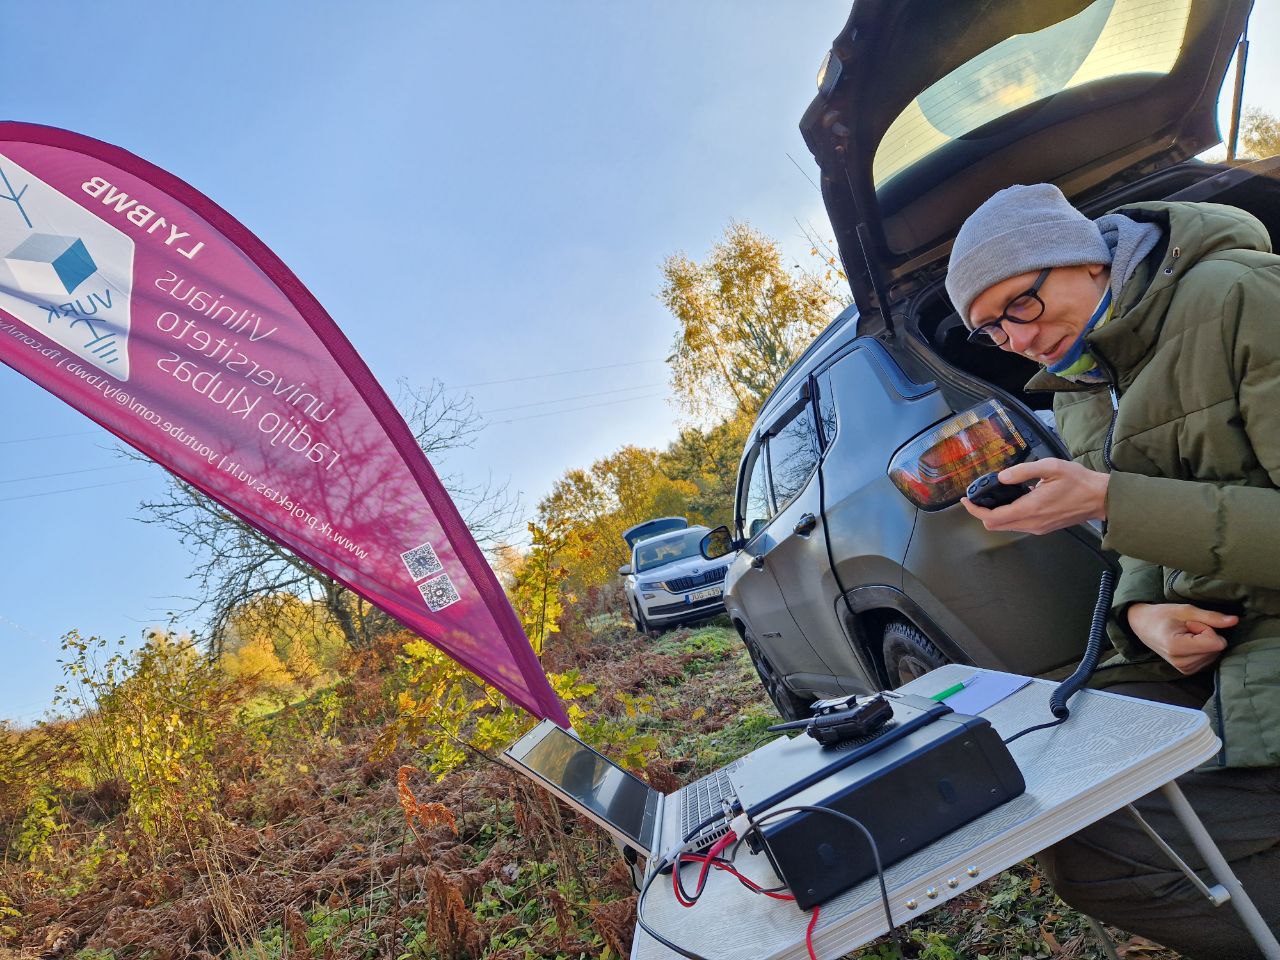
[{"xmin": 1026, "ymin": 200, "xmax": 1280, "ymax": 770}]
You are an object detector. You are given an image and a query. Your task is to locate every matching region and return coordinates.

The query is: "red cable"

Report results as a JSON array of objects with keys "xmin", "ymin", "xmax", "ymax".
[
  {"xmin": 694, "ymin": 832, "xmax": 738, "ymax": 896},
  {"xmin": 671, "ymin": 833, "xmax": 821, "ymax": 956},
  {"xmin": 674, "ymin": 831, "xmax": 737, "ymax": 907},
  {"xmin": 806, "ymin": 904, "xmax": 821, "ymax": 960},
  {"xmin": 672, "ymin": 855, "xmax": 695, "ymax": 907},
  {"xmin": 676, "ymin": 851, "xmax": 796, "ymax": 902}
]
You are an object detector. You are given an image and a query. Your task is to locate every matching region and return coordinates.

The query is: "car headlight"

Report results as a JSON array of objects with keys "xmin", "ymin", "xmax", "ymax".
[{"xmin": 638, "ymin": 580, "xmax": 665, "ymax": 591}]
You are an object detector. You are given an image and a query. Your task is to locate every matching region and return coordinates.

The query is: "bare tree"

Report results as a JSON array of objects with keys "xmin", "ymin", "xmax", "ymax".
[{"xmin": 131, "ymin": 379, "xmax": 521, "ymax": 657}]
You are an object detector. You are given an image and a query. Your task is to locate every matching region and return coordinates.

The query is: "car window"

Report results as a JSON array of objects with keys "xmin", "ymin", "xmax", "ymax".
[
  {"xmin": 634, "ymin": 530, "xmax": 705, "ymax": 572},
  {"xmin": 873, "ymin": 0, "xmax": 1193, "ymax": 188},
  {"xmin": 816, "ymin": 370, "xmax": 837, "ymax": 446},
  {"xmin": 768, "ymin": 405, "xmax": 820, "ymax": 511},
  {"xmin": 739, "ymin": 444, "xmax": 772, "ymax": 541}
]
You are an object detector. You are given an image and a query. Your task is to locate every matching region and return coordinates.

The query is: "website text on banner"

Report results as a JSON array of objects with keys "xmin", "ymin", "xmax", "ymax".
[{"xmin": 0, "ymin": 122, "xmax": 568, "ymax": 726}]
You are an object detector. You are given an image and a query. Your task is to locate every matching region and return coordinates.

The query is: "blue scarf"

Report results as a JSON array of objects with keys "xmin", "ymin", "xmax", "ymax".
[
  {"xmin": 1042, "ymin": 213, "xmax": 1162, "ymax": 383},
  {"xmin": 1046, "ymin": 288, "xmax": 1113, "ymax": 383}
]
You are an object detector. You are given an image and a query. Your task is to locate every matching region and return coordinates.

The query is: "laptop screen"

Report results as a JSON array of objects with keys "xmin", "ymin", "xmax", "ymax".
[{"xmin": 517, "ymin": 725, "xmax": 651, "ymax": 844}]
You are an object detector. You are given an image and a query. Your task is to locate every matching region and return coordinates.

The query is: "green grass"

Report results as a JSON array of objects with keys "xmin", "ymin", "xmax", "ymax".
[{"xmin": 652, "ymin": 623, "xmax": 740, "ymax": 658}]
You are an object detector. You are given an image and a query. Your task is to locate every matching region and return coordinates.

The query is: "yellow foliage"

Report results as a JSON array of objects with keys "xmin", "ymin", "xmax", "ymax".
[
  {"xmin": 51, "ymin": 630, "xmax": 237, "ymax": 845},
  {"xmin": 221, "ymin": 636, "xmax": 294, "ymax": 693},
  {"xmin": 536, "ymin": 445, "xmax": 699, "ymax": 594},
  {"xmin": 660, "ymin": 221, "xmax": 836, "ymax": 423},
  {"xmin": 1240, "ymin": 107, "xmax": 1280, "ymax": 160},
  {"xmin": 379, "ymin": 635, "xmax": 600, "ymax": 780},
  {"xmin": 219, "ymin": 593, "xmax": 346, "ymax": 693}
]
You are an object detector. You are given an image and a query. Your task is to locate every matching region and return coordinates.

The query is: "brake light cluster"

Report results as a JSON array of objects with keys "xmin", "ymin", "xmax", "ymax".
[{"xmin": 888, "ymin": 400, "xmax": 1029, "ymax": 509}]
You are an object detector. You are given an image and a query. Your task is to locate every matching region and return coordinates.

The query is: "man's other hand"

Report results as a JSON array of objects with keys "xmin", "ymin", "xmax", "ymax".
[
  {"xmin": 1126, "ymin": 602, "xmax": 1238, "ymax": 675},
  {"xmin": 959, "ymin": 458, "xmax": 1109, "ymax": 535}
]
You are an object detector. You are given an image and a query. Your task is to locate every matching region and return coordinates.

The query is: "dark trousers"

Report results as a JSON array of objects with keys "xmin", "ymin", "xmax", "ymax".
[{"xmin": 1036, "ymin": 681, "xmax": 1280, "ymax": 960}]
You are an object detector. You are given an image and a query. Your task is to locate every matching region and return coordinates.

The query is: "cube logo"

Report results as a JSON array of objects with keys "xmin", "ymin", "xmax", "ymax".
[
  {"xmin": 4, "ymin": 234, "xmax": 98, "ymax": 295},
  {"xmin": 0, "ymin": 154, "xmax": 134, "ymax": 380}
]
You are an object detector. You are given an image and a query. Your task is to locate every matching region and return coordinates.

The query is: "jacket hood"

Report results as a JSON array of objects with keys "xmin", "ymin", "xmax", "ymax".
[
  {"xmin": 1027, "ymin": 201, "xmax": 1273, "ymax": 393},
  {"xmin": 1125, "ymin": 200, "xmax": 1272, "ymax": 282}
]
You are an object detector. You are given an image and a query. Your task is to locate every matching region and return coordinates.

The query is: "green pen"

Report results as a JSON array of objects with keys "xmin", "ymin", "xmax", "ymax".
[{"xmin": 930, "ymin": 678, "xmax": 974, "ymax": 702}]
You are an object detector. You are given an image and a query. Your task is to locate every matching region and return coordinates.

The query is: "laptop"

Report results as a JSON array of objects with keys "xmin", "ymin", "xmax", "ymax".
[{"xmin": 502, "ymin": 718, "xmax": 752, "ymax": 859}]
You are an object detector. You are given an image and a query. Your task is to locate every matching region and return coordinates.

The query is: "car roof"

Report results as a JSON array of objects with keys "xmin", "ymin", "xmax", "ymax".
[{"xmin": 755, "ymin": 305, "xmax": 859, "ymax": 426}]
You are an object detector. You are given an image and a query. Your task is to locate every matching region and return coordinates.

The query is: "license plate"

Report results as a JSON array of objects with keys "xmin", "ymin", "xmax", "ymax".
[{"xmin": 687, "ymin": 586, "xmax": 722, "ymax": 603}]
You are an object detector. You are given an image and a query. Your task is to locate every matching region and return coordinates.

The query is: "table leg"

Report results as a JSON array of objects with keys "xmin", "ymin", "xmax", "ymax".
[
  {"xmin": 1159, "ymin": 781, "xmax": 1280, "ymax": 960},
  {"xmin": 1085, "ymin": 917, "xmax": 1122, "ymax": 960},
  {"xmin": 1125, "ymin": 804, "xmax": 1229, "ymax": 905}
]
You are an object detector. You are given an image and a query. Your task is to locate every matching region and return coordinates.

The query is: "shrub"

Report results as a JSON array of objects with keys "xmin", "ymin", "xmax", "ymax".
[{"xmin": 50, "ymin": 630, "xmax": 244, "ymax": 847}]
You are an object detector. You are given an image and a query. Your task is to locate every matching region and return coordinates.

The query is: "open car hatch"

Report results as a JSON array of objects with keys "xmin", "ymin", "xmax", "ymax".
[{"xmin": 801, "ymin": 0, "xmax": 1253, "ymax": 329}]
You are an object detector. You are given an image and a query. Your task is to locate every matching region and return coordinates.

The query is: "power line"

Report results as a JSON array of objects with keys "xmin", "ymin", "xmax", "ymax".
[
  {"xmin": 0, "ymin": 429, "xmax": 98, "ymax": 445},
  {"xmin": 480, "ymin": 382, "xmax": 663, "ymax": 415},
  {"xmin": 786, "ymin": 152, "xmax": 822, "ymax": 193},
  {"xmin": 0, "ymin": 463, "xmax": 129, "ymax": 485},
  {"xmin": 454, "ymin": 358, "xmax": 665, "ymax": 389},
  {"xmin": 0, "ymin": 612, "xmax": 42, "ymax": 640},
  {"xmin": 489, "ymin": 392, "xmax": 666, "ymax": 425},
  {"xmin": 2, "ymin": 703, "xmax": 52, "ymax": 724},
  {"xmin": 0, "ymin": 476, "xmax": 146, "ymax": 504}
]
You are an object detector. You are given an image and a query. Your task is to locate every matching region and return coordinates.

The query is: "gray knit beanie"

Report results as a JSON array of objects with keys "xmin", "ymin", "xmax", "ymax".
[{"xmin": 946, "ymin": 183, "xmax": 1112, "ymax": 325}]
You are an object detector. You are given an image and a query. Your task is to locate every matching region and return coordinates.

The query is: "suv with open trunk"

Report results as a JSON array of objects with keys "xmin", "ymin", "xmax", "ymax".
[{"xmin": 700, "ymin": 0, "xmax": 1275, "ymax": 720}]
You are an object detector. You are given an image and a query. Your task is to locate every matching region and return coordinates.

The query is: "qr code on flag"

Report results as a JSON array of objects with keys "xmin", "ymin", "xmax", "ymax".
[
  {"xmin": 419, "ymin": 573, "xmax": 461, "ymax": 612},
  {"xmin": 401, "ymin": 541, "xmax": 444, "ymax": 581}
]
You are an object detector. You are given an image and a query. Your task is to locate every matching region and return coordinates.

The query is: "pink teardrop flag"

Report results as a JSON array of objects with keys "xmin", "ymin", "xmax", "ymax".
[{"xmin": 0, "ymin": 122, "xmax": 568, "ymax": 725}]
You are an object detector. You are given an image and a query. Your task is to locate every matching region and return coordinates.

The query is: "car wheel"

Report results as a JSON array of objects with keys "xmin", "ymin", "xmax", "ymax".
[
  {"xmin": 882, "ymin": 620, "xmax": 950, "ymax": 688},
  {"xmin": 741, "ymin": 628, "xmax": 812, "ymax": 722}
]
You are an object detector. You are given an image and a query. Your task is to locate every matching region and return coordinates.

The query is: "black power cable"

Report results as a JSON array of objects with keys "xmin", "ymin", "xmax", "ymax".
[
  {"xmin": 636, "ymin": 804, "xmax": 904, "ymax": 959},
  {"xmin": 744, "ymin": 804, "xmax": 904, "ymax": 953}
]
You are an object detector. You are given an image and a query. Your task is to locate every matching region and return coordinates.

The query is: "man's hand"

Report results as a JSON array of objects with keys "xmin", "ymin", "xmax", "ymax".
[
  {"xmin": 1126, "ymin": 602, "xmax": 1238, "ymax": 675},
  {"xmin": 960, "ymin": 458, "xmax": 1108, "ymax": 535}
]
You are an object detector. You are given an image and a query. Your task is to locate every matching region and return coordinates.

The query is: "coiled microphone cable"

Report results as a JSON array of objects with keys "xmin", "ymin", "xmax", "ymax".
[{"xmin": 1003, "ymin": 567, "xmax": 1117, "ymax": 745}]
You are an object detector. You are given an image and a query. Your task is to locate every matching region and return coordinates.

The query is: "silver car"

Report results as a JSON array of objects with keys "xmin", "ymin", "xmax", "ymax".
[{"xmin": 620, "ymin": 520, "xmax": 736, "ymax": 635}]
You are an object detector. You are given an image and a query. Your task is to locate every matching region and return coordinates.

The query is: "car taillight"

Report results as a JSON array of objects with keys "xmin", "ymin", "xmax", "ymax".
[{"xmin": 888, "ymin": 400, "xmax": 1029, "ymax": 509}]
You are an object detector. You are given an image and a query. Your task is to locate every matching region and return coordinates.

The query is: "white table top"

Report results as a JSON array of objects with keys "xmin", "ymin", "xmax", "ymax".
[{"xmin": 632, "ymin": 665, "xmax": 1219, "ymax": 960}]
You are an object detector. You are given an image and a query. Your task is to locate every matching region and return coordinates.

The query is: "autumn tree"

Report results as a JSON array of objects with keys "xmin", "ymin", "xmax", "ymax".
[
  {"xmin": 134, "ymin": 380, "xmax": 521, "ymax": 657},
  {"xmin": 220, "ymin": 593, "xmax": 348, "ymax": 694},
  {"xmin": 660, "ymin": 221, "xmax": 837, "ymax": 421},
  {"xmin": 1239, "ymin": 106, "xmax": 1280, "ymax": 160},
  {"xmin": 536, "ymin": 445, "xmax": 697, "ymax": 594},
  {"xmin": 494, "ymin": 521, "xmax": 570, "ymax": 656}
]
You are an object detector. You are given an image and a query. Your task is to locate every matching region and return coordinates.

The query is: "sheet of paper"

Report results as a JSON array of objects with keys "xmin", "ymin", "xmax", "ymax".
[{"xmin": 940, "ymin": 671, "xmax": 1031, "ymax": 715}]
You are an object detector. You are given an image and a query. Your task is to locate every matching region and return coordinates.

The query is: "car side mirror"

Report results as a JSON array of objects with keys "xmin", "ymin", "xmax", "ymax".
[
  {"xmin": 618, "ymin": 563, "xmax": 632, "ymax": 577},
  {"xmin": 700, "ymin": 526, "xmax": 734, "ymax": 560}
]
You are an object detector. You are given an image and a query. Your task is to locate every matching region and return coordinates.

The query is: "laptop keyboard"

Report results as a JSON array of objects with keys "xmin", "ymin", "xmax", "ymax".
[{"xmin": 680, "ymin": 761, "xmax": 740, "ymax": 841}]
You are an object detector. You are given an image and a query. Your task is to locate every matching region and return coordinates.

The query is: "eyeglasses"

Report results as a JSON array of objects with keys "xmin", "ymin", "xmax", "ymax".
[{"xmin": 967, "ymin": 268, "xmax": 1051, "ymax": 347}]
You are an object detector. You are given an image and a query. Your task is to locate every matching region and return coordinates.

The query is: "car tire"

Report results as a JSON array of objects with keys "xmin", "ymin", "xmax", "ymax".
[
  {"xmin": 882, "ymin": 620, "xmax": 950, "ymax": 688},
  {"xmin": 633, "ymin": 607, "xmax": 663, "ymax": 638},
  {"xmin": 741, "ymin": 628, "xmax": 812, "ymax": 722}
]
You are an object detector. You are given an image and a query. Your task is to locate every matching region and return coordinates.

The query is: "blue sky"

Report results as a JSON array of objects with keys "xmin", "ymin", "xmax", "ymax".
[{"xmin": 2, "ymin": 1, "xmax": 1278, "ymax": 723}]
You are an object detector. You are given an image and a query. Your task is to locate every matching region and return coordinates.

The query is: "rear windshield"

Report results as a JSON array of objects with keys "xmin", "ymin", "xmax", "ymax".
[
  {"xmin": 873, "ymin": 0, "xmax": 1194, "ymax": 188},
  {"xmin": 635, "ymin": 531, "xmax": 704, "ymax": 572}
]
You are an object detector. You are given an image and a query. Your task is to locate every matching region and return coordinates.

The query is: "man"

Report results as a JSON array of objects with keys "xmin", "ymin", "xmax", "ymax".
[{"xmin": 945, "ymin": 183, "xmax": 1280, "ymax": 959}]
